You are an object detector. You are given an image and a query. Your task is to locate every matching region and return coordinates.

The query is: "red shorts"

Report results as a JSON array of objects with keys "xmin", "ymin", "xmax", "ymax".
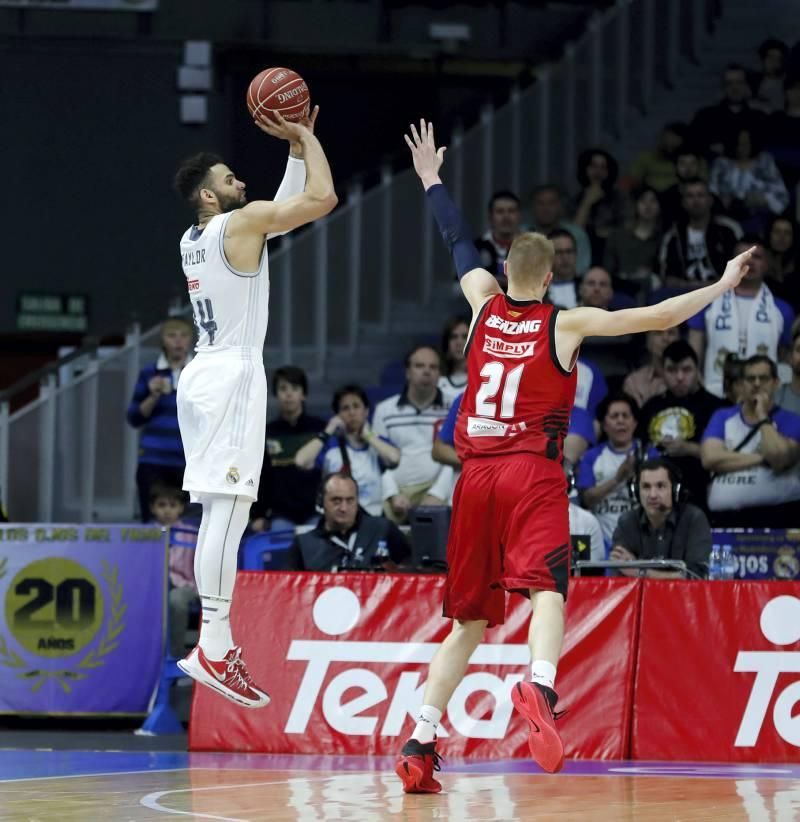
[{"xmin": 443, "ymin": 452, "xmax": 570, "ymax": 627}]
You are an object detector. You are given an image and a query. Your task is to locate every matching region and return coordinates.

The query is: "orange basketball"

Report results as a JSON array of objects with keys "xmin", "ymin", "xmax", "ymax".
[{"xmin": 246, "ymin": 67, "xmax": 310, "ymax": 123}]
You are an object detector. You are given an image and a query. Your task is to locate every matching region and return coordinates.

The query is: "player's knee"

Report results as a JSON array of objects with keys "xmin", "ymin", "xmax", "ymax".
[{"xmin": 530, "ymin": 589, "xmax": 565, "ymax": 611}]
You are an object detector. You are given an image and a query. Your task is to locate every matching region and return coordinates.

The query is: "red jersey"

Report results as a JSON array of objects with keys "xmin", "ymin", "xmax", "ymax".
[{"xmin": 455, "ymin": 294, "xmax": 577, "ymax": 461}]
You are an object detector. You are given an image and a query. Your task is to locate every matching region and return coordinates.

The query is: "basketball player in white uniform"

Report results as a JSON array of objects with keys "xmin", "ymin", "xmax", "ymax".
[{"xmin": 172, "ymin": 109, "xmax": 337, "ymax": 707}]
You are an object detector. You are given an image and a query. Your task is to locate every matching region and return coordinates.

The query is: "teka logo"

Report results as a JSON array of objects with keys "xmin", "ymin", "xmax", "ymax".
[
  {"xmin": 734, "ymin": 595, "xmax": 800, "ymax": 748},
  {"xmin": 285, "ymin": 587, "xmax": 527, "ymax": 738}
]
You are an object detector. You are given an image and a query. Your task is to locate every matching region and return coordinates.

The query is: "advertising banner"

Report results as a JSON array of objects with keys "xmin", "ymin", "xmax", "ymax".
[
  {"xmin": 189, "ymin": 574, "xmax": 641, "ymax": 759},
  {"xmin": 633, "ymin": 581, "xmax": 800, "ymax": 762},
  {"xmin": 0, "ymin": 524, "xmax": 166, "ymax": 715},
  {"xmin": 713, "ymin": 529, "xmax": 800, "ymax": 580}
]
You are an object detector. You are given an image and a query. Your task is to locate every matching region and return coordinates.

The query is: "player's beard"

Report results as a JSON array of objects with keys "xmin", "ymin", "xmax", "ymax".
[{"xmin": 216, "ymin": 189, "xmax": 247, "ymax": 213}]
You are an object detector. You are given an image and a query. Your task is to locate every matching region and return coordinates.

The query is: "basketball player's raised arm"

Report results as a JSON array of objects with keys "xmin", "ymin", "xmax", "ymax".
[
  {"xmin": 404, "ymin": 119, "xmax": 501, "ymax": 314},
  {"xmin": 555, "ymin": 246, "xmax": 755, "ymax": 355},
  {"xmin": 237, "ymin": 113, "xmax": 337, "ymax": 237}
]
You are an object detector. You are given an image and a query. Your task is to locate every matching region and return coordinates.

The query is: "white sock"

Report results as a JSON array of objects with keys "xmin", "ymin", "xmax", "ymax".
[
  {"xmin": 412, "ymin": 704, "xmax": 443, "ymax": 744},
  {"xmin": 531, "ymin": 660, "xmax": 557, "ymax": 690},
  {"xmin": 199, "ymin": 594, "xmax": 233, "ymax": 659},
  {"xmin": 194, "ymin": 494, "xmax": 251, "ymax": 660}
]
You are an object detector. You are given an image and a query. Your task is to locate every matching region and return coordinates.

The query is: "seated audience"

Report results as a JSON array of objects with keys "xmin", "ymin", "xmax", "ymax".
[
  {"xmin": 776, "ymin": 325, "xmax": 800, "ymax": 416},
  {"xmin": 251, "ymin": 366, "xmax": 326, "ymax": 534},
  {"xmin": 438, "ymin": 316, "xmax": 469, "ymax": 403},
  {"xmin": 546, "ymin": 228, "xmax": 581, "ymax": 309},
  {"xmin": 750, "ymin": 38, "xmax": 789, "ymax": 113},
  {"xmin": 701, "ymin": 355, "xmax": 800, "ymax": 528},
  {"xmin": 659, "ymin": 146, "xmax": 711, "ymax": 228},
  {"xmin": 567, "ymin": 463, "xmax": 605, "ymax": 568},
  {"xmin": 474, "ymin": 190, "xmax": 523, "ymax": 286},
  {"xmin": 372, "ymin": 345, "xmax": 450, "ymax": 523},
  {"xmin": 622, "ymin": 327, "xmax": 681, "ymax": 408},
  {"xmin": 722, "ymin": 353, "xmax": 746, "ymax": 406},
  {"xmin": 639, "ymin": 340, "xmax": 725, "ymax": 511},
  {"xmin": 564, "ymin": 405, "xmax": 597, "ymax": 469},
  {"xmin": 577, "ymin": 392, "xmax": 650, "ymax": 549},
  {"xmin": 709, "ymin": 125, "xmax": 789, "ymax": 235},
  {"xmin": 574, "ymin": 356, "xmax": 608, "ymax": 416},
  {"xmin": 295, "ymin": 384, "xmax": 399, "ymax": 516},
  {"xmin": 572, "ymin": 148, "xmax": 626, "ymax": 264},
  {"xmin": 658, "ymin": 178, "xmax": 741, "ymax": 290},
  {"xmin": 766, "ymin": 74, "xmax": 800, "ymax": 195},
  {"xmin": 148, "ymin": 484, "xmax": 199, "ymax": 659},
  {"xmin": 126, "ymin": 316, "xmax": 193, "ymax": 521},
  {"xmin": 610, "ymin": 459, "xmax": 711, "ymax": 579},
  {"xmin": 765, "ymin": 214, "xmax": 799, "ymax": 312},
  {"xmin": 578, "ymin": 266, "xmax": 635, "ymax": 311},
  {"xmin": 286, "ymin": 473, "xmax": 411, "ymax": 572},
  {"xmin": 690, "ymin": 63, "xmax": 767, "ymax": 159},
  {"xmin": 603, "ymin": 186, "xmax": 663, "ymax": 300},
  {"xmin": 629, "ymin": 122, "xmax": 688, "ymax": 192},
  {"xmin": 530, "ymin": 183, "xmax": 592, "ymax": 274},
  {"xmin": 688, "ymin": 238, "xmax": 795, "ymax": 397},
  {"xmin": 425, "ymin": 392, "xmax": 463, "ymax": 505}
]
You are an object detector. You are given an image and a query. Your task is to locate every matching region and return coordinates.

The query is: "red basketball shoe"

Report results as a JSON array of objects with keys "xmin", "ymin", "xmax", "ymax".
[
  {"xmin": 177, "ymin": 646, "xmax": 270, "ymax": 709},
  {"xmin": 395, "ymin": 738, "xmax": 443, "ymax": 793},
  {"xmin": 511, "ymin": 680, "xmax": 565, "ymax": 773}
]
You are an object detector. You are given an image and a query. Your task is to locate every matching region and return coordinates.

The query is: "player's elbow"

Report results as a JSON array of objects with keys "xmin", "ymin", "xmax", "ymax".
[{"xmin": 312, "ymin": 190, "xmax": 338, "ymax": 215}]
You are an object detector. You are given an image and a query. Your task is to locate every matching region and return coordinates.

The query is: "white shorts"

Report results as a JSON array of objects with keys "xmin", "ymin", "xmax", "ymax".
[{"xmin": 177, "ymin": 349, "xmax": 267, "ymax": 502}]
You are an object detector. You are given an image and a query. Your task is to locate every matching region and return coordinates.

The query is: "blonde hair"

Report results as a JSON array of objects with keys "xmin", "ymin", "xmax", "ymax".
[{"xmin": 506, "ymin": 232, "xmax": 554, "ymax": 287}]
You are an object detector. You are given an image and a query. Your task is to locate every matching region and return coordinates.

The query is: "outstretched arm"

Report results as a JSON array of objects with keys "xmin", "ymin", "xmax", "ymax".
[
  {"xmin": 235, "ymin": 112, "xmax": 337, "ymax": 237},
  {"xmin": 556, "ymin": 246, "xmax": 755, "ymax": 357},
  {"xmin": 404, "ymin": 119, "xmax": 501, "ymax": 313},
  {"xmin": 269, "ymin": 106, "xmax": 319, "ymax": 215}
]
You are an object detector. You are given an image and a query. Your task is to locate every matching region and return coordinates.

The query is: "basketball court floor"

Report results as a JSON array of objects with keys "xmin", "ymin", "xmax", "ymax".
[{"xmin": 0, "ymin": 750, "xmax": 797, "ymax": 821}]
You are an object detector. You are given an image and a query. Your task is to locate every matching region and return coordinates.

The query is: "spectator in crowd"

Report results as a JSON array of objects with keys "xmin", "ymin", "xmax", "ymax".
[
  {"xmin": 722, "ymin": 353, "xmax": 746, "ymax": 406},
  {"xmin": 572, "ymin": 148, "xmax": 626, "ymax": 264},
  {"xmin": 578, "ymin": 268, "xmax": 637, "ymax": 377},
  {"xmin": 603, "ymin": 186, "xmax": 663, "ymax": 300},
  {"xmin": 285, "ymin": 472, "xmax": 411, "ymax": 572},
  {"xmin": 474, "ymin": 190, "xmax": 522, "ymax": 285},
  {"xmin": 659, "ymin": 179, "xmax": 741, "ymax": 290},
  {"xmin": 688, "ymin": 238, "xmax": 795, "ymax": 397},
  {"xmin": 425, "ymin": 392, "xmax": 463, "ymax": 506},
  {"xmin": 658, "ymin": 146, "xmax": 711, "ymax": 228},
  {"xmin": 530, "ymin": 184, "xmax": 592, "ymax": 274},
  {"xmin": 295, "ymin": 384, "xmax": 400, "ymax": 516},
  {"xmin": 765, "ymin": 214, "xmax": 799, "ymax": 312},
  {"xmin": 709, "ymin": 125, "xmax": 789, "ymax": 235},
  {"xmin": 766, "ymin": 74, "xmax": 800, "ymax": 195},
  {"xmin": 564, "ymin": 405, "xmax": 597, "ymax": 469},
  {"xmin": 574, "ymin": 356, "xmax": 608, "ymax": 416},
  {"xmin": 567, "ymin": 469, "xmax": 605, "ymax": 569},
  {"xmin": 610, "ymin": 459, "xmax": 711, "ymax": 579},
  {"xmin": 639, "ymin": 340, "xmax": 726, "ymax": 511},
  {"xmin": 372, "ymin": 345, "xmax": 450, "ymax": 523},
  {"xmin": 701, "ymin": 354, "xmax": 800, "ymax": 527},
  {"xmin": 546, "ymin": 229, "xmax": 581, "ymax": 308},
  {"xmin": 690, "ymin": 64, "xmax": 767, "ymax": 159},
  {"xmin": 577, "ymin": 392, "xmax": 648, "ymax": 549},
  {"xmin": 127, "ymin": 316, "xmax": 193, "ymax": 521},
  {"xmin": 250, "ymin": 366, "xmax": 326, "ymax": 534},
  {"xmin": 148, "ymin": 484, "xmax": 199, "ymax": 659},
  {"xmin": 750, "ymin": 38, "xmax": 789, "ymax": 113},
  {"xmin": 438, "ymin": 316, "xmax": 469, "ymax": 403},
  {"xmin": 629, "ymin": 122, "xmax": 688, "ymax": 192},
  {"xmin": 776, "ymin": 324, "xmax": 800, "ymax": 416},
  {"xmin": 622, "ymin": 327, "xmax": 681, "ymax": 408}
]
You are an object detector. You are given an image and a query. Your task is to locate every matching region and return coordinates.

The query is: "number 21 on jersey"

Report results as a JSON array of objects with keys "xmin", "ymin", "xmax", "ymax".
[{"xmin": 475, "ymin": 362, "xmax": 524, "ymax": 418}]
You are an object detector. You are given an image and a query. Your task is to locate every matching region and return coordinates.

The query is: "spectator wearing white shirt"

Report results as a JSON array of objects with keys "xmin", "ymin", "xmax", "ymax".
[{"xmin": 372, "ymin": 345, "xmax": 450, "ymax": 523}]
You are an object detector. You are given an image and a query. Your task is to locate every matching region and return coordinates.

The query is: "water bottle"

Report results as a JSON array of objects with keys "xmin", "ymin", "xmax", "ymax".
[
  {"xmin": 721, "ymin": 544, "xmax": 736, "ymax": 580},
  {"xmin": 708, "ymin": 545, "xmax": 722, "ymax": 580}
]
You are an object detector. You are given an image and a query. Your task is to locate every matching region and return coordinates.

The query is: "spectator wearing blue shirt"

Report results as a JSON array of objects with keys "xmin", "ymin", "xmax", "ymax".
[
  {"xmin": 688, "ymin": 239, "xmax": 795, "ymax": 397},
  {"xmin": 127, "ymin": 317, "xmax": 193, "ymax": 521},
  {"xmin": 577, "ymin": 392, "xmax": 656, "ymax": 548},
  {"xmin": 425, "ymin": 392, "xmax": 463, "ymax": 504},
  {"xmin": 564, "ymin": 406, "xmax": 597, "ymax": 469},
  {"xmin": 701, "ymin": 354, "xmax": 800, "ymax": 527},
  {"xmin": 294, "ymin": 385, "xmax": 400, "ymax": 516},
  {"xmin": 574, "ymin": 356, "xmax": 608, "ymax": 417}
]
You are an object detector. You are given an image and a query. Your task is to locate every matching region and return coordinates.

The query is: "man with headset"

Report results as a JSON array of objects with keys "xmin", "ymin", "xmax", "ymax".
[
  {"xmin": 609, "ymin": 457, "xmax": 712, "ymax": 579},
  {"xmin": 286, "ymin": 472, "xmax": 410, "ymax": 572}
]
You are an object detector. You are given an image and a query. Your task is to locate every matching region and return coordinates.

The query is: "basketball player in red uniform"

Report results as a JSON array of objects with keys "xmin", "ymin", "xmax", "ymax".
[{"xmin": 395, "ymin": 120, "xmax": 754, "ymax": 791}]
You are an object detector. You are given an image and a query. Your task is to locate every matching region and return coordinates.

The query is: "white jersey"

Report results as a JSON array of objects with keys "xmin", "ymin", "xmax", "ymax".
[{"xmin": 180, "ymin": 212, "xmax": 270, "ymax": 352}]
